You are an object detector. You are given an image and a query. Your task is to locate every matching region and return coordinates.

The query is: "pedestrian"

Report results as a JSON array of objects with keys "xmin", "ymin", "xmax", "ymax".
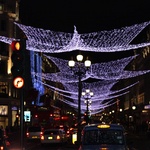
[{"xmin": 0, "ymin": 127, "xmax": 7, "ymax": 149}]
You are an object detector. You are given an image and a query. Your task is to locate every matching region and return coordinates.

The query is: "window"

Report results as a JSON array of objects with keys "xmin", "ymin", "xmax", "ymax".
[
  {"xmin": 0, "ymin": 42, "xmax": 8, "ymax": 56},
  {"xmin": 44, "ymin": 130, "xmax": 59, "ymax": 135},
  {"xmin": 0, "ymin": 105, "xmax": 8, "ymax": 115},
  {"xmin": 0, "ymin": 81, "xmax": 8, "ymax": 98},
  {"xmin": 0, "ymin": 20, "xmax": 6, "ymax": 31},
  {"xmin": 0, "ymin": 4, "xmax": 3, "ymax": 11},
  {"xmin": 0, "ymin": 60, "xmax": 7, "ymax": 74},
  {"xmin": 28, "ymin": 126, "xmax": 41, "ymax": 132},
  {"xmin": 83, "ymin": 129, "xmax": 124, "ymax": 145}
]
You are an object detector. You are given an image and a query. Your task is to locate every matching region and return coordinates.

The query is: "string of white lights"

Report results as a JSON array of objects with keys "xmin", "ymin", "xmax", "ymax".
[
  {"xmin": 12, "ymin": 21, "xmax": 150, "ymax": 53},
  {"xmin": 43, "ymin": 54, "xmax": 137, "ymax": 74},
  {"xmin": 55, "ymin": 96, "xmax": 117, "ymax": 114},
  {"xmin": 37, "ymin": 76, "xmax": 136, "ymax": 105},
  {"xmin": 0, "ymin": 21, "xmax": 150, "ymax": 112},
  {"xmin": 0, "ymin": 21, "xmax": 150, "ymax": 53},
  {"xmin": 39, "ymin": 77, "xmax": 130, "ymax": 102},
  {"xmin": 33, "ymin": 54, "xmax": 150, "ymax": 84}
]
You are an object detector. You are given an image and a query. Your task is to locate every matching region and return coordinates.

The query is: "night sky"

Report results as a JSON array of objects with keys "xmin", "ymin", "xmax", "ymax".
[
  {"xmin": 19, "ymin": 0, "xmax": 150, "ymax": 32},
  {"xmin": 19, "ymin": 0, "xmax": 150, "ymax": 62}
]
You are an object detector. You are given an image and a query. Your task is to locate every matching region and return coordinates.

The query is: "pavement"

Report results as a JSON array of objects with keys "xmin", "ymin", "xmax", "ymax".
[
  {"xmin": 126, "ymin": 131, "xmax": 150, "ymax": 150},
  {"xmin": 5, "ymin": 130, "xmax": 21, "ymax": 150}
]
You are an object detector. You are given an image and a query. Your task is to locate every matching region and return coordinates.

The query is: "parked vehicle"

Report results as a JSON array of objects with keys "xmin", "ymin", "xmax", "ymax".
[
  {"xmin": 40, "ymin": 129, "xmax": 68, "ymax": 145},
  {"xmin": 26, "ymin": 126, "xmax": 43, "ymax": 141},
  {"xmin": 78, "ymin": 123, "xmax": 129, "ymax": 150}
]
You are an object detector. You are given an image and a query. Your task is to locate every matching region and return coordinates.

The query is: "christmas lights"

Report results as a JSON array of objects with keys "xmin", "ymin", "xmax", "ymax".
[
  {"xmin": 0, "ymin": 21, "xmax": 150, "ymax": 53},
  {"xmin": 12, "ymin": 21, "xmax": 150, "ymax": 53},
  {"xmin": 0, "ymin": 21, "xmax": 150, "ymax": 113},
  {"xmin": 36, "ymin": 78, "xmax": 138, "ymax": 114},
  {"xmin": 36, "ymin": 55, "xmax": 150, "ymax": 83},
  {"xmin": 43, "ymin": 54, "xmax": 137, "ymax": 75}
]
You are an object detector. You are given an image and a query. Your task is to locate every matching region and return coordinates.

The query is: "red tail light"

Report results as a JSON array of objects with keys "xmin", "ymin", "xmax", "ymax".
[
  {"xmin": 81, "ymin": 130, "xmax": 84, "ymax": 135},
  {"xmin": 26, "ymin": 132, "xmax": 29, "ymax": 137},
  {"xmin": 56, "ymin": 135, "xmax": 60, "ymax": 140},
  {"xmin": 41, "ymin": 135, "xmax": 44, "ymax": 140},
  {"xmin": 0, "ymin": 146, "xmax": 4, "ymax": 150},
  {"xmin": 40, "ymin": 131, "xmax": 43, "ymax": 136}
]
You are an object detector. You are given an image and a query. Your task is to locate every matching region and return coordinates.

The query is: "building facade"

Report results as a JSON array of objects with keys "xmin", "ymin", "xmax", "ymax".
[
  {"xmin": 0, "ymin": 0, "xmax": 20, "ymax": 128},
  {"xmin": 103, "ymin": 26, "xmax": 150, "ymax": 130}
]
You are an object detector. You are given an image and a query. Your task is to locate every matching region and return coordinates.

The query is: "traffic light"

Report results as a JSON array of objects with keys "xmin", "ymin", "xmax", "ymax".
[
  {"xmin": 16, "ymin": 114, "xmax": 19, "ymax": 118},
  {"xmin": 11, "ymin": 39, "xmax": 26, "ymax": 89},
  {"xmin": 15, "ymin": 114, "xmax": 19, "ymax": 126}
]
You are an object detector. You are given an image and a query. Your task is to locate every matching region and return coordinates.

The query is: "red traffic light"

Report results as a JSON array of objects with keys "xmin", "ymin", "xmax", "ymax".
[
  {"xmin": 35, "ymin": 115, "xmax": 38, "ymax": 118},
  {"xmin": 16, "ymin": 114, "xmax": 19, "ymax": 118},
  {"xmin": 11, "ymin": 41, "xmax": 21, "ymax": 51}
]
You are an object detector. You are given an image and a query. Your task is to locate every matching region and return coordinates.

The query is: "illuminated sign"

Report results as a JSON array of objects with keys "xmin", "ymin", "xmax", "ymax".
[
  {"xmin": 24, "ymin": 111, "xmax": 31, "ymax": 122},
  {"xmin": 13, "ymin": 77, "xmax": 24, "ymax": 88},
  {"xmin": 144, "ymin": 105, "xmax": 150, "ymax": 109},
  {"xmin": 97, "ymin": 124, "xmax": 110, "ymax": 128}
]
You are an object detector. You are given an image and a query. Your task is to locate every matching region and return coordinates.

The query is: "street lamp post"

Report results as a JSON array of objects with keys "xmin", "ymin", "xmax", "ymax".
[
  {"xmin": 68, "ymin": 54, "xmax": 91, "ymax": 144},
  {"xmin": 82, "ymin": 89, "xmax": 93, "ymax": 124}
]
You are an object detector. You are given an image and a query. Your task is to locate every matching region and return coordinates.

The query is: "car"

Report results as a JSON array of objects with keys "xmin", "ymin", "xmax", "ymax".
[
  {"xmin": 66, "ymin": 127, "xmax": 78, "ymax": 138},
  {"xmin": 78, "ymin": 123, "xmax": 129, "ymax": 150},
  {"xmin": 40, "ymin": 129, "xmax": 68, "ymax": 145},
  {"xmin": 26, "ymin": 126, "xmax": 43, "ymax": 141}
]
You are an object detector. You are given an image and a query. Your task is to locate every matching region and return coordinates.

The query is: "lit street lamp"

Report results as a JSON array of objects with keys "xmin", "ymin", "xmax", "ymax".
[
  {"xmin": 82, "ymin": 89, "xmax": 93, "ymax": 114},
  {"xmin": 68, "ymin": 53, "xmax": 91, "ymax": 144}
]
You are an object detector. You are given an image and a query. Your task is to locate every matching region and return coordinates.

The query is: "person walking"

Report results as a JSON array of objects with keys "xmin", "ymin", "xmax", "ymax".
[{"xmin": 0, "ymin": 126, "xmax": 7, "ymax": 150}]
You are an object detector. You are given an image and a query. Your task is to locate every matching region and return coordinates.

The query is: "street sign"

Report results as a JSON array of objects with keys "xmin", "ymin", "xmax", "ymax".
[{"xmin": 13, "ymin": 77, "xmax": 24, "ymax": 88}]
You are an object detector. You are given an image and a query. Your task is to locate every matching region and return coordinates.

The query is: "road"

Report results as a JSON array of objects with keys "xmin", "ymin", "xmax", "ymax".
[
  {"xmin": 7, "ymin": 129, "xmax": 78, "ymax": 150},
  {"xmin": 6, "ymin": 129, "xmax": 150, "ymax": 150},
  {"xmin": 8, "ymin": 140, "xmax": 78, "ymax": 150}
]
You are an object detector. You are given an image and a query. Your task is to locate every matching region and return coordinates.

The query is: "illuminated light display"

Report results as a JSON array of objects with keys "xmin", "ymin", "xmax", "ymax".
[
  {"xmin": 13, "ymin": 21, "xmax": 150, "ymax": 53},
  {"xmin": 0, "ymin": 21, "xmax": 150, "ymax": 53},
  {"xmin": 43, "ymin": 54, "xmax": 137, "ymax": 77},
  {"xmin": 30, "ymin": 51, "xmax": 44, "ymax": 105},
  {"xmin": 35, "ymin": 79, "xmax": 139, "ymax": 114},
  {"xmin": 30, "ymin": 53, "xmax": 150, "ymax": 113},
  {"xmin": 0, "ymin": 21, "xmax": 150, "ymax": 113},
  {"xmin": 39, "ymin": 54, "xmax": 150, "ymax": 83}
]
